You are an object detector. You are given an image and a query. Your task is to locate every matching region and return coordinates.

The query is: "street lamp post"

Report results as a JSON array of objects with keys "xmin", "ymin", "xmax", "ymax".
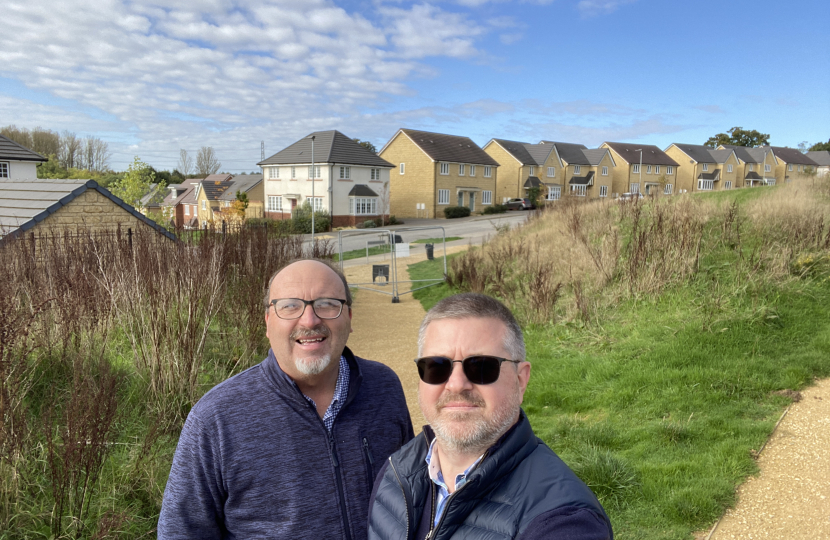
[{"xmin": 308, "ymin": 134, "xmax": 316, "ymax": 248}]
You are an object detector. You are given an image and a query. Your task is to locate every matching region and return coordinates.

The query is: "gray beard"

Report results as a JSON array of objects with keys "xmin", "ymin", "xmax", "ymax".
[{"xmin": 295, "ymin": 353, "xmax": 332, "ymax": 376}]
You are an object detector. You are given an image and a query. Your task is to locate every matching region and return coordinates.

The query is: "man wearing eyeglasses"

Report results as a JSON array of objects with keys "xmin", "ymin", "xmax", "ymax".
[
  {"xmin": 159, "ymin": 259, "xmax": 413, "ymax": 540},
  {"xmin": 368, "ymin": 293, "xmax": 612, "ymax": 540}
]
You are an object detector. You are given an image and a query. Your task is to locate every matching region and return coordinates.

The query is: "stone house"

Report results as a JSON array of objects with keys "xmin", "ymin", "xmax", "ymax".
[
  {"xmin": 718, "ymin": 145, "xmax": 778, "ymax": 187},
  {"xmin": 216, "ymin": 174, "xmax": 264, "ymax": 221},
  {"xmin": 600, "ymin": 142, "xmax": 680, "ymax": 196},
  {"xmin": 768, "ymin": 146, "xmax": 820, "ymax": 184},
  {"xmin": 193, "ymin": 174, "xmax": 234, "ymax": 226},
  {"xmin": 0, "ymin": 134, "xmax": 47, "ymax": 180},
  {"xmin": 805, "ymin": 151, "xmax": 830, "ymax": 177},
  {"xmin": 161, "ymin": 183, "xmax": 199, "ymax": 228},
  {"xmin": 664, "ymin": 144, "xmax": 741, "ymax": 192}
]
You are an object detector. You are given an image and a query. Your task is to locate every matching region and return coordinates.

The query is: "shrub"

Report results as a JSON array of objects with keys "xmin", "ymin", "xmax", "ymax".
[
  {"xmin": 291, "ymin": 201, "xmax": 331, "ymax": 233},
  {"xmin": 363, "ymin": 220, "xmax": 377, "ymax": 228},
  {"xmin": 482, "ymin": 204, "xmax": 507, "ymax": 215},
  {"xmin": 444, "ymin": 206, "xmax": 471, "ymax": 219}
]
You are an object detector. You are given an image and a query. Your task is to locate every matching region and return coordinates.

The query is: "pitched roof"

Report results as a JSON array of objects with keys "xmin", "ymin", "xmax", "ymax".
[
  {"xmin": 806, "ymin": 151, "xmax": 830, "ymax": 167},
  {"xmin": 523, "ymin": 176, "xmax": 543, "ymax": 188},
  {"xmin": 0, "ymin": 134, "xmax": 48, "ymax": 162},
  {"xmin": 489, "ymin": 139, "xmax": 538, "ymax": 165},
  {"xmin": 259, "ymin": 130, "xmax": 394, "ymax": 168},
  {"xmin": 200, "ymin": 180, "xmax": 234, "ymax": 201},
  {"xmin": 162, "ymin": 185, "xmax": 195, "ymax": 207},
  {"xmin": 204, "ymin": 173, "xmax": 234, "ymax": 182},
  {"xmin": 707, "ymin": 149, "xmax": 734, "ymax": 164},
  {"xmin": 745, "ymin": 171, "xmax": 763, "ymax": 180},
  {"xmin": 542, "ymin": 141, "xmax": 590, "ymax": 165},
  {"xmin": 569, "ymin": 171, "xmax": 595, "ymax": 185},
  {"xmin": 769, "ymin": 146, "xmax": 819, "ymax": 166},
  {"xmin": 669, "ymin": 143, "xmax": 717, "ymax": 163},
  {"xmin": 603, "ymin": 142, "xmax": 679, "ymax": 166},
  {"xmin": 347, "ymin": 184, "xmax": 379, "ymax": 197},
  {"xmin": 581, "ymin": 149, "xmax": 610, "ymax": 166},
  {"xmin": 394, "ymin": 129, "xmax": 499, "ymax": 167},
  {"xmin": 721, "ymin": 145, "xmax": 774, "ymax": 164},
  {"xmin": 218, "ymin": 174, "xmax": 263, "ymax": 201},
  {"xmin": 0, "ymin": 179, "xmax": 177, "ymax": 241},
  {"xmin": 698, "ymin": 169, "xmax": 721, "ymax": 180}
]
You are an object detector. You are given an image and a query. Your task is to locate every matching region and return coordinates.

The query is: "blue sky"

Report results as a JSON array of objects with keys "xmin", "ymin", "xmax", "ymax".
[{"xmin": 1, "ymin": 0, "xmax": 828, "ymax": 172}]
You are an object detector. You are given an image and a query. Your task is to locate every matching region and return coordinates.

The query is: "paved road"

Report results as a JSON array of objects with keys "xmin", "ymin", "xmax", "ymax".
[{"xmin": 303, "ymin": 211, "xmax": 532, "ymax": 254}]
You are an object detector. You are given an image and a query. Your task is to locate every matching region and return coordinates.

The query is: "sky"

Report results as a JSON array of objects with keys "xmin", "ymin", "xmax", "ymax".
[{"xmin": 2, "ymin": 0, "xmax": 829, "ymax": 173}]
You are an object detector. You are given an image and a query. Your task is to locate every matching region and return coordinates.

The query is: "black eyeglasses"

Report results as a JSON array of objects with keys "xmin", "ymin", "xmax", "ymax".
[
  {"xmin": 414, "ymin": 356, "xmax": 521, "ymax": 385},
  {"xmin": 269, "ymin": 298, "xmax": 348, "ymax": 320}
]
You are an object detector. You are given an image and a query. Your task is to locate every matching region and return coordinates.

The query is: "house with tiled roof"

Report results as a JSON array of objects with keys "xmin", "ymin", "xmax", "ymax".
[
  {"xmin": 0, "ymin": 134, "xmax": 48, "ymax": 180},
  {"xmin": 0, "ymin": 179, "xmax": 176, "ymax": 242},
  {"xmin": 194, "ymin": 174, "xmax": 234, "ymax": 226},
  {"xmin": 216, "ymin": 174, "xmax": 264, "ymax": 221},
  {"xmin": 259, "ymin": 131, "xmax": 394, "ymax": 227},
  {"xmin": 718, "ymin": 145, "xmax": 778, "ymax": 187},
  {"xmin": 600, "ymin": 142, "xmax": 680, "ymax": 196},
  {"xmin": 162, "ymin": 182, "xmax": 199, "ymax": 228},
  {"xmin": 768, "ymin": 146, "xmax": 820, "ymax": 184},
  {"xmin": 482, "ymin": 139, "xmax": 561, "ymax": 203},
  {"xmin": 380, "ymin": 129, "xmax": 499, "ymax": 218},
  {"xmin": 665, "ymin": 144, "xmax": 740, "ymax": 192},
  {"xmin": 806, "ymin": 151, "xmax": 830, "ymax": 177},
  {"xmin": 540, "ymin": 142, "xmax": 615, "ymax": 201}
]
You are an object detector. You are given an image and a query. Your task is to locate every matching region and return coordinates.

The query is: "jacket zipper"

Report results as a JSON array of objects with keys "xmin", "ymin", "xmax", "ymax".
[
  {"xmin": 328, "ymin": 432, "xmax": 353, "ymax": 540},
  {"xmin": 424, "ymin": 451, "xmax": 489, "ymax": 540},
  {"xmin": 389, "ymin": 458, "xmax": 410, "ymax": 540},
  {"xmin": 363, "ymin": 436, "xmax": 375, "ymax": 488}
]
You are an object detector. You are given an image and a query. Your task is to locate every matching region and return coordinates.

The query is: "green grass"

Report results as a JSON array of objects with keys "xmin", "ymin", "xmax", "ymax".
[
  {"xmin": 334, "ymin": 237, "xmax": 463, "ymax": 262},
  {"xmin": 410, "ymin": 237, "xmax": 462, "ymax": 244},
  {"xmin": 408, "ymin": 251, "xmax": 464, "ymax": 311}
]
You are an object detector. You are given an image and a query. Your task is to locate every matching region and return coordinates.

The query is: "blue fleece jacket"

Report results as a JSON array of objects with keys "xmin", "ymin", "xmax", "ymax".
[{"xmin": 158, "ymin": 347, "xmax": 414, "ymax": 540}]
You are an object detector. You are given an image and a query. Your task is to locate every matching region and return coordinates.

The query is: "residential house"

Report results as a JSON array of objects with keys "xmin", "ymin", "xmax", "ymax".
[
  {"xmin": 380, "ymin": 129, "xmax": 499, "ymax": 218},
  {"xmin": 545, "ymin": 142, "xmax": 616, "ymax": 201},
  {"xmin": 600, "ymin": 142, "xmax": 680, "ymax": 196},
  {"xmin": 194, "ymin": 174, "xmax": 234, "ymax": 226},
  {"xmin": 482, "ymin": 139, "xmax": 562, "ymax": 203},
  {"xmin": 0, "ymin": 134, "xmax": 47, "ymax": 179},
  {"xmin": 161, "ymin": 182, "xmax": 199, "ymax": 228},
  {"xmin": 664, "ymin": 144, "xmax": 741, "ymax": 192},
  {"xmin": 216, "ymin": 174, "xmax": 264, "ymax": 221},
  {"xmin": 719, "ymin": 145, "xmax": 778, "ymax": 186},
  {"xmin": 258, "ymin": 131, "xmax": 394, "ymax": 227},
  {"xmin": 768, "ymin": 146, "xmax": 820, "ymax": 183},
  {"xmin": 0, "ymin": 179, "xmax": 176, "ymax": 242},
  {"xmin": 806, "ymin": 151, "xmax": 830, "ymax": 177}
]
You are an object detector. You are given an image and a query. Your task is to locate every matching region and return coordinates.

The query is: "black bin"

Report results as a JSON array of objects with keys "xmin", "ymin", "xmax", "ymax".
[
  {"xmin": 393, "ymin": 234, "xmax": 403, "ymax": 244},
  {"xmin": 425, "ymin": 243, "xmax": 434, "ymax": 260}
]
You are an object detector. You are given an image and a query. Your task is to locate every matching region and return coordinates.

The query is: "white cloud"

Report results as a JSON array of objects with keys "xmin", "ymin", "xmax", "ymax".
[
  {"xmin": 380, "ymin": 4, "xmax": 486, "ymax": 59},
  {"xmin": 576, "ymin": 0, "xmax": 636, "ymax": 17}
]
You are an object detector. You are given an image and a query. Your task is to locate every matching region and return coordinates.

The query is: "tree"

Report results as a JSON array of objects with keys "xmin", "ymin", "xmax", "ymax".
[
  {"xmin": 110, "ymin": 156, "xmax": 155, "ymax": 209},
  {"xmin": 196, "ymin": 147, "xmax": 221, "ymax": 176},
  {"xmin": 227, "ymin": 191, "xmax": 249, "ymax": 221},
  {"xmin": 81, "ymin": 136, "xmax": 110, "ymax": 172},
  {"xmin": 36, "ymin": 154, "xmax": 69, "ymax": 179},
  {"xmin": 704, "ymin": 127, "xmax": 770, "ymax": 148},
  {"xmin": 178, "ymin": 149, "xmax": 194, "ymax": 176},
  {"xmin": 809, "ymin": 139, "xmax": 830, "ymax": 152},
  {"xmin": 353, "ymin": 138, "xmax": 377, "ymax": 154},
  {"xmin": 60, "ymin": 131, "xmax": 82, "ymax": 169}
]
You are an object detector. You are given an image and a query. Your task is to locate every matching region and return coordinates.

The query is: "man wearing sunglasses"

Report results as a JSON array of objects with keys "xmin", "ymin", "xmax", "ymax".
[
  {"xmin": 368, "ymin": 293, "xmax": 612, "ymax": 540},
  {"xmin": 159, "ymin": 259, "xmax": 413, "ymax": 540}
]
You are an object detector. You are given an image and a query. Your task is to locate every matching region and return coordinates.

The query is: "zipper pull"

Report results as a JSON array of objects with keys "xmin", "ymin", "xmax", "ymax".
[
  {"xmin": 329, "ymin": 436, "xmax": 339, "ymax": 467},
  {"xmin": 363, "ymin": 437, "xmax": 374, "ymax": 465}
]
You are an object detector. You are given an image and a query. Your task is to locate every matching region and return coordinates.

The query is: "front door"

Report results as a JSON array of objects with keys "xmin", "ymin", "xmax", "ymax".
[
  {"xmin": 469, "ymin": 192, "xmax": 475, "ymax": 211},
  {"xmin": 457, "ymin": 192, "xmax": 464, "ymax": 206},
  {"xmin": 291, "ymin": 198, "xmax": 298, "ymax": 215}
]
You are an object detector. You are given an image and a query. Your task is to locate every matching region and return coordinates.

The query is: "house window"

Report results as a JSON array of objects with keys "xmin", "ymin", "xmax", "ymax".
[
  {"xmin": 438, "ymin": 189, "xmax": 450, "ymax": 205},
  {"xmin": 529, "ymin": 166, "xmax": 535, "ymax": 176},
  {"xmin": 602, "ymin": 166, "xmax": 608, "ymax": 176},
  {"xmin": 703, "ymin": 163, "xmax": 709, "ymax": 171},
  {"xmin": 646, "ymin": 165, "xmax": 652, "ymax": 174},
  {"xmin": 798, "ymin": 165, "xmax": 803, "ymax": 172},
  {"xmin": 400, "ymin": 163, "xmax": 405, "ymax": 175},
  {"xmin": 749, "ymin": 164, "xmax": 754, "ymax": 171},
  {"xmin": 339, "ymin": 166, "xmax": 350, "ymax": 179},
  {"xmin": 571, "ymin": 185, "xmax": 587, "ymax": 197},
  {"xmin": 698, "ymin": 179, "xmax": 714, "ymax": 191},
  {"xmin": 599, "ymin": 185, "xmax": 608, "ymax": 197},
  {"xmin": 727, "ymin": 164, "xmax": 733, "ymax": 173},
  {"xmin": 630, "ymin": 183, "xmax": 640, "ymax": 194},
  {"xmin": 546, "ymin": 186, "xmax": 561, "ymax": 200},
  {"xmin": 482, "ymin": 190, "xmax": 492, "ymax": 205},
  {"xmin": 484, "ymin": 166, "xmax": 492, "ymax": 177},
  {"xmin": 0, "ymin": 162, "xmax": 8, "ymax": 178},
  {"xmin": 458, "ymin": 164, "xmax": 465, "ymax": 176},
  {"xmin": 309, "ymin": 197, "xmax": 323, "ymax": 211},
  {"xmin": 547, "ymin": 167, "xmax": 555, "ymax": 177},
  {"xmin": 724, "ymin": 181, "xmax": 733, "ymax": 190},
  {"xmin": 308, "ymin": 165, "xmax": 321, "ymax": 179},
  {"xmin": 788, "ymin": 164, "xmax": 793, "ymax": 171},
  {"xmin": 185, "ymin": 205, "xmax": 190, "ymax": 216},
  {"xmin": 767, "ymin": 179, "xmax": 776, "ymax": 186},
  {"xmin": 268, "ymin": 167, "xmax": 279, "ymax": 179},
  {"xmin": 370, "ymin": 168, "xmax": 380, "ymax": 180},
  {"xmin": 574, "ymin": 165, "xmax": 581, "ymax": 174},
  {"xmin": 201, "ymin": 200, "xmax": 206, "ymax": 210},
  {"xmin": 224, "ymin": 201, "xmax": 231, "ymax": 208},
  {"xmin": 440, "ymin": 163, "xmax": 449, "ymax": 175},
  {"xmin": 664, "ymin": 184, "xmax": 673, "ymax": 195},
  {"xmin": 765, "ymin": 164, "xmax": 771, "ymax": 172},
  {"xmin": 469, "ymin": 165, "xmax": 476, "ymax": 177},
  {"xmin": 655, "ymin": 165, "xmax": 660, "ymax": 174},
  {"xmin": 349, "ymin": 197, "xmax": 378, "ymax": 215},
  {"xmin": 667, "ymin": 166, "xmax": 673, "ymax": 174},
  {"xmin": 291, "ymin": 166, "xmax": 296, "ymax": 178},
  {"xmin": 267, "ymin": 196, "xmax": 283, "ymax": 212},
  {"xmin": 457, "ymin": 192, "xmax": 463, "ymax": 206},
  {"xmin": 632, "ymin": 164, "xmax": 640, "ymax": 174}
]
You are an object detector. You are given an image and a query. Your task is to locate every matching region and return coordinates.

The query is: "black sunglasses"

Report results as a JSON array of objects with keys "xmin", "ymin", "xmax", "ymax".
[{"xmin": 414, "ymin": 355, "xmax": 521, "ymax": 385}]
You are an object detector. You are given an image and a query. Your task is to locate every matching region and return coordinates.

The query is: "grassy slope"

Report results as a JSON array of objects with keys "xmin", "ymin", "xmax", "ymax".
[{"xmin": 408, "ymin": 188, "xmax": 830, "ymax": 539}]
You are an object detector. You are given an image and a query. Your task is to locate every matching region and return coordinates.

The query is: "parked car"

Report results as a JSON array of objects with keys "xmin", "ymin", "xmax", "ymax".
[
  {"xmin": 616, "ymin": 192, "xmax": 644, "ymax": 203},
  {"xmin": 505, "ymin": 198, "xmax": 536, "ymax": 210}
]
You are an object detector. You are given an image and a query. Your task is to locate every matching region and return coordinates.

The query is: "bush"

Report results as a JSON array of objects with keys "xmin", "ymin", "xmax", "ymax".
[
  {"xmin": 363, "ymin": 220, "xmax": 377, "ymax": 228},
  {"xmin": 482, "ymin": 204, "xmax": 507, "ymax": 215},
  {"xmin": 444, "ymin": 206, "xmax": 471, "ymax": 219},
  {"xmin": 291, "ymin": 201, "xmax": 331, "ymax": 233}
]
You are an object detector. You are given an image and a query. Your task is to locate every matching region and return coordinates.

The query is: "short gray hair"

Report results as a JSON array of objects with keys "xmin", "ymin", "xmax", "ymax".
[
  {"xmin": 417, "ymin": 293, "xmax": 525, "ymax": 361},
  {"xmin": 263, "ymin": 258, "xmax": 352, "ymax": 311}
]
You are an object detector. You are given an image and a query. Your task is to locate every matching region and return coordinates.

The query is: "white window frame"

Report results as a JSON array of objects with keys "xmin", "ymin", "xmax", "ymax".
[
  {"xmin": 482, "ymin": 190, "xmax": 492, "ymax": 205},
  {"xmin": 702, "ymin": 163, "xmax": 709, "ymax": 171},
  {"xmin": 309, "ymin": 196, "xmax": 323, "ymax": 211},
  {"xmin": 458, "ymin": 164, "xmax": 465, "ymax": 176},
  {"xmin": 184, "ymin": 204, "xmax": 190, "ymax": 216},
  {"xmin": 268, "ymin": 167, "xmax": 279, "ymax": 179},
  {"xmin": 601, "ymin": 166, "xmax": 608, "ymax": 176},
  {"xmin": 484, "ymin": 166, "xmax": 492, "ymax": 177},
  {"xmin": 798, "ymin": 165, "xmax": 803, "ymax": 172},
  {"xmin": 399, "ymin": 163, "xmax": 405, "ymax": 175},
  {"xmin": 339, "ymin": 166, "xmax": 351, "ymax": 179},
  {"xmin": 469, "ymin": 165, "xmax": 476, "ymax": 177},
  {"xmin": 667, "ymin": 166, "xmax": 674, "ymax": 175},
  {"xmin": 349, "ymin": 197, "xmax": 378, "ymax": 215},
  {"xmin": 370, "ymin": 168, "xmax": 379, "ymax": 180},
  {"xmin": 724, "ymin": 181, "xmax": 733, "ymax": 190},
  {"xmin": 201, "ymin": 200, "xmax": 206, "ymax": 210},
  {"xmin": 308, "ymin": 165, "xmax": 321, "ymax": 179},
  {"xmin": 599, "ymin": 185, "xmax": 608, "ymax": 197},
  {"xmin": 267, "ymin": 195, "xmax": 283, "ymax": 212},
  {"xmin": 698, "ymin": 179, "xmax": 714, "ymax": 191},
  {"xmin": 664, "ymin": 184, "xmax": 673, "ymax": 195},
  {"xmin": 0, "ymin": 162, "xmax": 8, "ymax": 178},
  {"xmin": 546, "ymin": 186, "xmax": 561, "ymax": 201},
  {"xmin": 788, "ymin": 164, "xmax": 793, "ymax": 171},
  {"xmin": 547, "ymin": 167, "xmax": 555, "ymax": 177},
  {"xmin": 438, "ymin": 189, "xmax": 450, "ymax": 205},
  {"xmin": 727, "ymin": 164, "xmax": 733, "ymax": 173},
  {"xmin": 765, "ymin": 164, "xmax": 772, "ymax": 172},
  {"xmin": 655, "ymin": 165, "xmax": 660, "ymax": 174},
  {"xmin": 748, "ymin": 164, "xmax": 754, "ymax": 172},
  {"xmin": 632, "ymin": 164, "xmax": 640, "ymax": 174},
  {"xmin": 529, "ymin": 166, "xmax": 535, "ymax": 176},
  {"xmin": 574, "ymin": 165, "xmax": 581, "ymax": 174},
  {"xmin": 440, "ymin": 162, "xmax": 449, "ymax": 175},
  {"xmin": 630, "ymin": 183, "xmax": 640, "ymax": 194},
  {"xmin": 646, "ymin": 165, "xmax": 652, "ymax": 174},
  {"xmin": 571, "ymin": 185, "xmax": 587, "ymax": 197},
  {"xmin": 291, "ymin": 166, "xmax": 296, "ymax": 178}
]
